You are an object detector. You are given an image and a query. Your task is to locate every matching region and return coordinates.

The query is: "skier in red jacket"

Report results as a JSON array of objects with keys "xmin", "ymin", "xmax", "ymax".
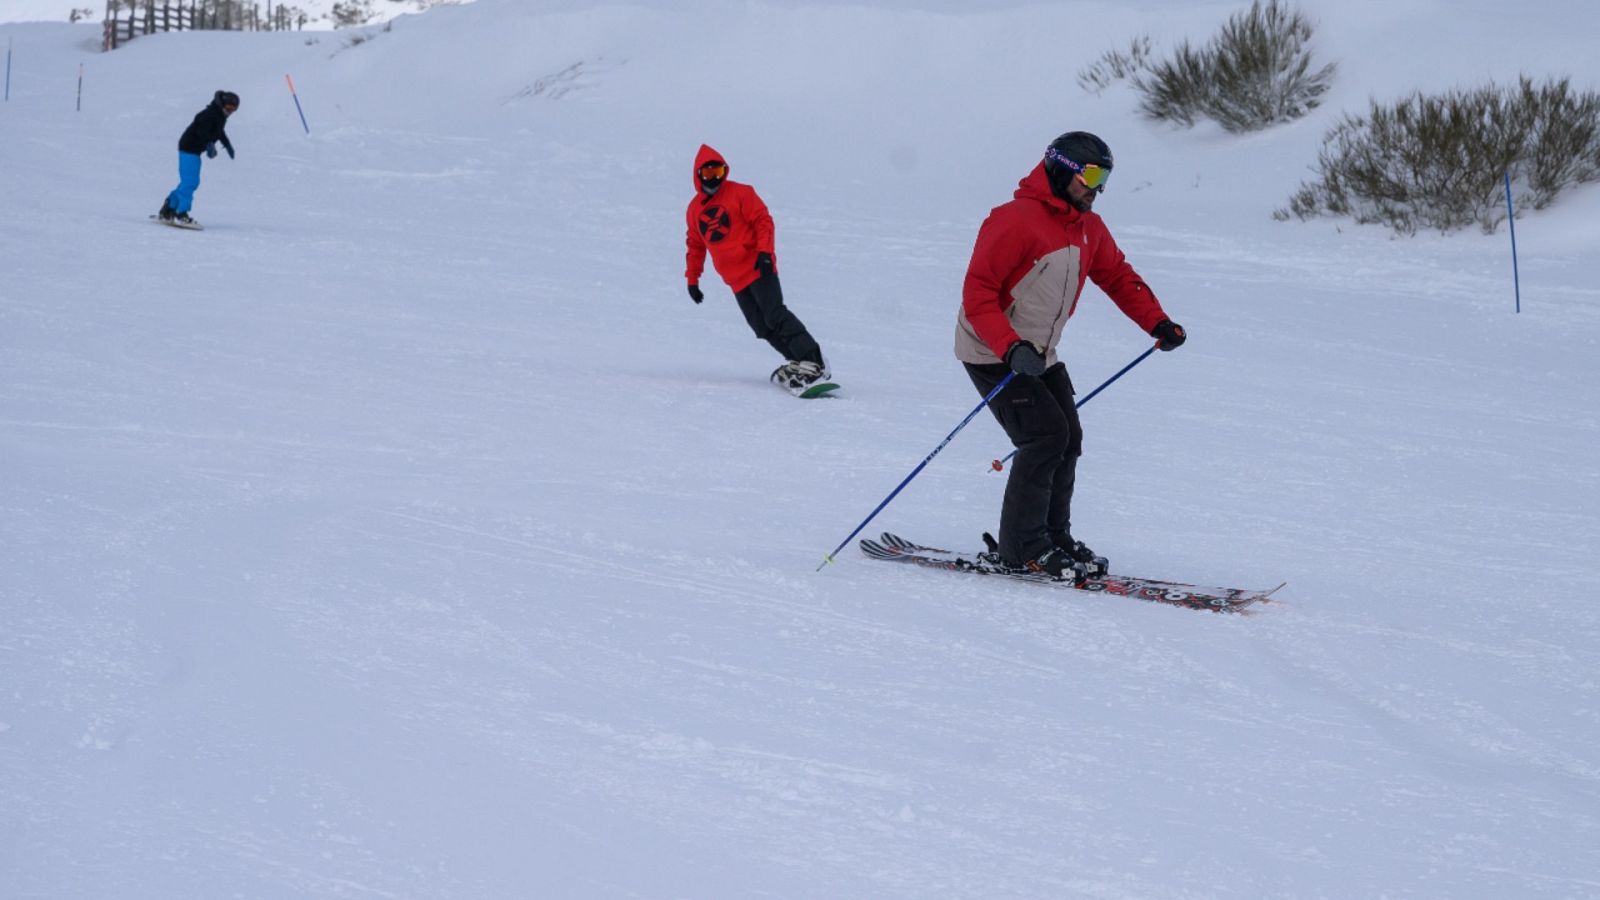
[
  {"xmin": 956, "ymin": 131, "xmax": 1187, "ymax": 578},
  {"xmin": 685, "ymin": 144, "xmax": 830, "ymax": 395}
]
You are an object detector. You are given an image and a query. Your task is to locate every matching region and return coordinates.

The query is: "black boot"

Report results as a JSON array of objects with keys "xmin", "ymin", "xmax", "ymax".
[{"xmin": 1052, "ymin": 534, "xmax": 1108, "ymax": 576}]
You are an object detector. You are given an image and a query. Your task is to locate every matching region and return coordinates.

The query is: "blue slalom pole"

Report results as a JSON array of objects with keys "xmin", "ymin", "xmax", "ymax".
[
  {"xmin": 818, "ymin": 371, "xmax": 1017, "ymax": 571},
  {"xmin": 286, "ymin": 74, "xmax": 310, "ymax": 134},
  {"xmin": 1504, "ymin": 172, "xmax": 1521, "ymax": 314},
  {"xmin": 6, "ymin": 38, "xmax": 13, "ymax": 102},
  {"xmin": 992, "ymin": 342, "xmax": 1159, "ymax": 471}
]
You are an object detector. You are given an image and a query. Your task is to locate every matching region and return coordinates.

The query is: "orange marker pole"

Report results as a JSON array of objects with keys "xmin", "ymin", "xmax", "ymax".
[{"xmin": 286, "ymin": 73, "xmax": 309, "ymax": 133}]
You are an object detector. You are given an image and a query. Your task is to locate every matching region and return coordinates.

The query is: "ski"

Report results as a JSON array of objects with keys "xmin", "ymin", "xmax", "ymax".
[{"xmin": 860, "ymin": 532, "xmax": 1283, "ymax": 613}]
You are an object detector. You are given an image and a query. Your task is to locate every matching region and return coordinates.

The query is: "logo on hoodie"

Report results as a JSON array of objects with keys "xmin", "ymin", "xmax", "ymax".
[{"xmin": 698, "ymin": 205, "xmax": 731, "ymax": 244}]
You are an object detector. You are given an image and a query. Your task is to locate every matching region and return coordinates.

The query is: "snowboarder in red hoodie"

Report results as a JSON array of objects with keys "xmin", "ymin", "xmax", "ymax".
[
  {"xmin": 956, "ymin": 131, "xmax": 1187, "ymax": 578},
  {"xmin": 685, "ymin": 144, "xmax": 832, "ymax": 396}
]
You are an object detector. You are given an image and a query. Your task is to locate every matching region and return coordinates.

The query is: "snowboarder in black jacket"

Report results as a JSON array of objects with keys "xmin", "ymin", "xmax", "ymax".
[{"xmin": 157, "ymin": 90, "xmax": 238, "ymax": 228}]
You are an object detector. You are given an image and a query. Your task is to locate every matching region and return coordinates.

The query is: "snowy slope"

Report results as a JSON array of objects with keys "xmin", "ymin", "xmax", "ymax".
[{"xmin": 3, "ymin": 1, "xmax": 1600, "ymax": 898}]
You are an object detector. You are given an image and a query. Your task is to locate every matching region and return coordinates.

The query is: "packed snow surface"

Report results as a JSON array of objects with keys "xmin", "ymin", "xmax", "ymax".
[{"xmin": 3, "ymin": 1, "xmax": 1599, "ymax": 897}]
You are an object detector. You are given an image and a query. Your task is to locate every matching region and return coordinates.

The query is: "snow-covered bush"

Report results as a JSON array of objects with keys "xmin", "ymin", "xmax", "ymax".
[
  {"xmin": 1278, "ymin": 76, "xmax": 1600, "ymax": 234},
  {"xmin": 1134, "ymin": 0, "xmax": 1336, "ymax": 133},
  {"xmin": 330, "ymin": 0, "xmax": 375, "ymax": 27},
  {"xmin": 1076, "ymin": 36, "xmax": 1154, "ymax": 95}
]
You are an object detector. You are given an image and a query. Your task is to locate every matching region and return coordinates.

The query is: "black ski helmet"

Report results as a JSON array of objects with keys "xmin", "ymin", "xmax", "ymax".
[
  {"xmin": 1043, "ymin": 131, "xmax": 1112, "ymax": 200},
  {"xmin": 214, "ymin": 90, "xmax": 240, "ymax": 110}
]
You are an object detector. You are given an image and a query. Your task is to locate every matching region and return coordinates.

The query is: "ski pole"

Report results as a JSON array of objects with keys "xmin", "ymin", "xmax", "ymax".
[
  {"xmin": 991, "ymin": 342, "xmax": 1159, "ymax": 472},
  {"xmin": 818, "ymin": 371, "xmax": 1017, "ymax": 571}
]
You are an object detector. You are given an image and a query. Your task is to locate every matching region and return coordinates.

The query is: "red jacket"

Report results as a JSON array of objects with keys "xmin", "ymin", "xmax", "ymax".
[
  {"xmin": 955, "ymin": 162, "xmax": 1167, "ymax": 367},
  {"xmin": 685, "ymin": 144, "xmax": 775, "ymax": 293}
]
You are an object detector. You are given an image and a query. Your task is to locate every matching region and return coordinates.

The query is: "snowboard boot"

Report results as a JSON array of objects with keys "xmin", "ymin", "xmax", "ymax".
[
  {"xmin": 788, "ymin": 360, "xmax": 830, "ymax": 391},
  {"xmin": 1052, "ymin": 534, "xmax": 1108, "ymax": 577},
  {"xmin": 157, "ymin": 203, "xmax": 176, "ymax": 222},
  {"xmin": 770, "ymin": 361, "xmax": 798, "ymax": 389},
  {"xmin": 173, "ymin": 212, "xmax": 200, "ymax": 228}
]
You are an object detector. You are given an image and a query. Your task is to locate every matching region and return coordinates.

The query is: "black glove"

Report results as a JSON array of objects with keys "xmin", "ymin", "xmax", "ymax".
[
  {"xmin": 687, "ymin": 283, "xmax": 704, "ymax": 304},
  {"xmin": 755, "ymin": 252, "xmax": 775, "ymax": 278},
  {"xmin": 205, "ymin": 144, "xmax": 218, "ymax": 159},
  {"xmin": 1152, "ymin": 319, "xmax": 1186, "ymax": 351},
  {"xmin": 1004, "ymin": 340, "xmax": 1047, "ymax": 376}
]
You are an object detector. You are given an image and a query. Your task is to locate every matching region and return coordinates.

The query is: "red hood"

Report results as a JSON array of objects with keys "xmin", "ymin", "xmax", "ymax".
[
  {"xmin": 693, "ymin": 143, "xmax": 727, "ymax": 190},
  {"xmin": 1015, "ymin": 161, "xmax": 1079, "ymax": 218}
]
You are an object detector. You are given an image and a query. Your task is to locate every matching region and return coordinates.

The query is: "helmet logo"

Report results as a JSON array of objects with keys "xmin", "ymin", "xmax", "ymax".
[{"xmin": 697, "ymin": 205, "xmax": 731, "ymax": 243}]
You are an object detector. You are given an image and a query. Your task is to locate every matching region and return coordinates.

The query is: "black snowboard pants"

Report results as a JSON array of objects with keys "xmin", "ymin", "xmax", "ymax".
[
  {"xmin": 735, "ymin": 272, "xmax": 823, "ymax": 366},
  {"xmin": 964, "ymin": 361, "xmax": 1083, "ymax": 567}
]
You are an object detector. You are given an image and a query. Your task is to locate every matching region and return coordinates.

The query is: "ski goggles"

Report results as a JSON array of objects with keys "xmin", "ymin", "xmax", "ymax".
[
  {"xmin": 1045, "ymin": 147, "xmax": 1111, "ymax": 191},
  {"xmin": 698, "ymin": 162, "xmax": 728, "ymax": 180}
]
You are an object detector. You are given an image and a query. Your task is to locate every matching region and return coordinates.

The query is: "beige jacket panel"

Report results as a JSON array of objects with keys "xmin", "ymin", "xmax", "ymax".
[{"xmin": 954, "ymin": 244, "xmax": 1082, "ymax": 366}]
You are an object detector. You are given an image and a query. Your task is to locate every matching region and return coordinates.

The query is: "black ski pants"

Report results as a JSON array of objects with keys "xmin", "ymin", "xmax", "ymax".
[
  {"xmin": 965, "ymin": 361, "xmax": 1083, "ymax": 567},
  {"xmin": 735, "ymin": 272, "xmax": 823, "ymax": 366}
]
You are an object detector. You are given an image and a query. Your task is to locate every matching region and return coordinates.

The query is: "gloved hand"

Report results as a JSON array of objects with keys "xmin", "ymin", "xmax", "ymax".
[
  {"xmin": 755, "ymin": 252, "xmax": 775, "ymax": 278},
  {"xmin": 225, "ymin": 145, "xmax": 235, "ymax": 160},
  {"xmin": 1004, "ymin": 340, "xmax": 1047, "ymax": 377},
  {"xmin": 1152, "ymin": 319, "xmax": 1186, "ymax": 351},
  {"xmin": 205, "ymin": 144, "xmax": 218, "ymax": 159},
  {"xmin": 687, "ymin": 283, "xmax": 704, "ymax": 304}
]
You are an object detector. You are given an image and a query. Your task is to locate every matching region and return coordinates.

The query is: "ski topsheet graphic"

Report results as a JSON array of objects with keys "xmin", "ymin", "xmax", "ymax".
[{"xmin": 860, "ymin": 533, "xmax": 1284, "ymax": 613}]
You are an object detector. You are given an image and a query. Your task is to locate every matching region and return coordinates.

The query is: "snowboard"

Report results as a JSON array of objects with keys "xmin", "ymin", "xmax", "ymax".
[
  {"xmin": 860, "ymin": 532, "xmax": 1283, "ymax": 613},
  {"xmin": 150, "ymin": 214, "xmax": 204, "ymax": 231},
  {"xmin": 771, "ymin": 364, "xmax": 839, "ymax": 399},
  {"xmin": 786, "ymin": 380, "xmax": 840, "ymax": 399}
]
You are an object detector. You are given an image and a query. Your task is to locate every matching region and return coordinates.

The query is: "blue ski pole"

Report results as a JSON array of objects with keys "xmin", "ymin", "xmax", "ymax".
[
  {"xmin": 991, "ymin": 342, "xmax": 1159, "ymax": 472},
  {"xmin": 818, "ymin": 371, "xmax": 1017, "ymax": 571},
  {"xmin": 1504, "ymin": 172, "xmax": 1521, "ymax": 314}
]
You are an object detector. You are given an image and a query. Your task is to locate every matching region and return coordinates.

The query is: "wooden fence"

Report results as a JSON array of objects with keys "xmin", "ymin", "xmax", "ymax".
[{"xmin": 102, "ymin": 1, "xmax": 309, "ymax": 51}]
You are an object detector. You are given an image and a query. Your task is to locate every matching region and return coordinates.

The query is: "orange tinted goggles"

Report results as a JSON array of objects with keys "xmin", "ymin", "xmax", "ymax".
[{"xmin": 699, "ymin": 162, "xmax": 728, "ymax": 180}]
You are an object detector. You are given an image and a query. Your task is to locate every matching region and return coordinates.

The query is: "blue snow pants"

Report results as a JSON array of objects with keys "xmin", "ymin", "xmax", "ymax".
[{"xmin": 165, "ymin": 152, "xmax": 203, "ymax": 214}]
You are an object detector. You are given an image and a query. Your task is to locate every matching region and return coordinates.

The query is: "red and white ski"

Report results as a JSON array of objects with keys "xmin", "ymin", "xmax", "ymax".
[{"xmin": 860, "ymin": 533, "xmax": 1284, "ymax": 614}]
